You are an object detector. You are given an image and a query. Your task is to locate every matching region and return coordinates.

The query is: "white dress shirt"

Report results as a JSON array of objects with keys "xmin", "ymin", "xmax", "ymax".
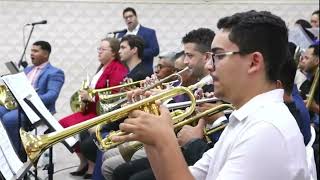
[
  {"xmin": 90, "ymin": 66, "xmax": 105, "ymax": 89},
  {"xmin": 27, "ymin": 62, "xmax": 49, "ymax": 88},
  {"xmin": 189, "ymin": 89, "xmax": 309, "ymax": 180},
  {"xmin": 125, "ymin": 24, "xmax": 140, "ymax": 36}
]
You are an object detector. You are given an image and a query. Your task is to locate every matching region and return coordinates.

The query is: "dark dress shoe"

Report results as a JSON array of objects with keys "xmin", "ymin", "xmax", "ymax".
[
  {"xmin": 70, "ymin": 164, "xmax": 88, "ymax": 176},
  {"xmin": 83, "ymin": 173, "xmax": 93, "ymax": 179}
]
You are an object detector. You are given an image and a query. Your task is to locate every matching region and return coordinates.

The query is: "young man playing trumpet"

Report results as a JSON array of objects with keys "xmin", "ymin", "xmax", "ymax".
[{"xmin": 112, "ymin": 10, "xmax": 309, "ymax": 180}]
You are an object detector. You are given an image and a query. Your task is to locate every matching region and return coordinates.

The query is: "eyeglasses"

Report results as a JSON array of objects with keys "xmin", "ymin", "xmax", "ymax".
[
  {"xmin": 155, "ymin": 64, "xmax": 172, "ymax": 70},
  {"xmin": 124, "ymin": 15, "xmax": 135, "ymax": 20},
  {"xmin": 210, "ymin": 51, "xmax": 241, "ymax": 65},
  {"xmin": 97, "ymin": 47, "xmax": 111, "ymax": 52}
]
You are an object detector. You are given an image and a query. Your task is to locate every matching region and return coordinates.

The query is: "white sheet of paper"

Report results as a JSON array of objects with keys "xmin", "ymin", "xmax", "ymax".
[
  {"xmin": 1, "ymin": 72, "xmax": 77, "ymax": 148},
  {"xmin": 289, "ymin": 25, "xmax": 313, "ymax": 50},
  {"xmin": 0, "ymin": 122, "xmax": 24, "ymax": 179},
  {"xmin": 1, "ymin": 72, "xmax": 40, "ymax": 124}
]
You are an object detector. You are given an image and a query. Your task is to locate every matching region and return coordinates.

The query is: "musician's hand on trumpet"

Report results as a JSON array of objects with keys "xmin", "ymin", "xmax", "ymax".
[
  {"xmin": 177, "ymin": 119, "xmax": 206, "ymax": 146},
  {"xmin": 79, "ymin": 89, "xmax": 94, "ymax": 102},
  {"xmin": 197, "ymin": 102, "xmax": 224, "ymax": 123},
  {"xmin": 112, "ymin": 90, "xmax": 176, "ymax": 147}
]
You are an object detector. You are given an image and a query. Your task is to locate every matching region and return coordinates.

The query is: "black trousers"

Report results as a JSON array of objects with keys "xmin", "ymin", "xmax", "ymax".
[
  {"xmin": 112, "ymin": 139, "xmax": 212, "ymax": 180},
  {"xmin": 113, "ymin": 157, "xmax": 154, "ymax": 180},
  {"xmin": 79, "ymin": 131, "xmax": 97, "ymax": 162}
]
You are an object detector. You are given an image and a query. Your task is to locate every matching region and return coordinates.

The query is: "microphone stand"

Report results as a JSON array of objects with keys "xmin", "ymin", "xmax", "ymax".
[{"xmin": 18, "ymin": 25, "xmax": 35, "ymax": 68}]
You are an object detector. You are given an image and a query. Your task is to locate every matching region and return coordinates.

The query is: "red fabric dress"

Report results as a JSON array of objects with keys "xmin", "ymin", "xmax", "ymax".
[{"xmin": 59, "ymin": 60, "xmax": 127, "ymax": 152}]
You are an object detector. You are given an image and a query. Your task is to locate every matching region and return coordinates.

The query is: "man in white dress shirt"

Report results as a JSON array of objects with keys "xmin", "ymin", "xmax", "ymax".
[{"xmin": 112, "ymin": 10, "xmax": 309, "ymax": 180}]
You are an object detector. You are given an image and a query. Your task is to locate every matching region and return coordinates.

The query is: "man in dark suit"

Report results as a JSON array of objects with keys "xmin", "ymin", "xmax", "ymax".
[
  {"xmin": 117, "ymin": 7, "xmax": 159, "ymax": 76},
  {"xmin": 0, "ymin": 41, "xmax": 64, "ymax": 160}
]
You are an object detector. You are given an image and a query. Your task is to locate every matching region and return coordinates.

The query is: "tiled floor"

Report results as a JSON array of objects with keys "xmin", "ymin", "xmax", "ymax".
[{"xmin": 26, "ymin": 143, "xmax": 83, "ymax": 180}]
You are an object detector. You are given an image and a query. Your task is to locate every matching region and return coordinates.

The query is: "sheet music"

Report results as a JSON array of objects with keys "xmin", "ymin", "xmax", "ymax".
[
  {"xmin": 1, "ymin": 72, "xmax": 77, "ymax": 148},
  {"xmin": 1, "ymin": 72, "xmax": 40, "ymax": 124},
  {"xmin": 0, "ymin": 122, "xmax": 24, "ymax": 180},
  {"xmin": 289, "ymin": 24, "xmax": 313, "ymax": 50}
]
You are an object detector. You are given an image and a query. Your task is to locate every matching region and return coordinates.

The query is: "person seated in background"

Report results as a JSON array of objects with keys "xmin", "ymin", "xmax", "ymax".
[
  {"xmin": 183, "ymin": 28, "xmax": 214, "ymax": 84},
  {"xmin": 0, "ymin": 40, "xmax": 64, "ymax": 161},
  {"xmin": 101, "ymin": 28, "xmax": 215, "ymax": 180},
  {"xmin": 154, "ymin": 51, "xmax": 177, "ymax": 79},
  {"xmin": 311, "ymin": 10, "xmax": 319, "ymax": 28},
  {"xmin": 117, "ymin": 7, "xmax": 159, "ymax": 76},
  {"xmin": 59, "ymin": 37, "xmax": 128, "ymax": 178},
  {"xmin": 100, "ymin": 50, "xmax": 178, "ymax": 180},
  {"xmin": 278, "ymin": 57, "xmax": 311, "ymax": 145},
  {"xmin": 299, "ymin": 44, "xmax": 319, "ymax": 119},
  {"xmin": 112, "ymin": 10, "xmax": 309, "ymax": 180},
  {"xmin": 174, "ymin": 51, "xmax": 198, "ymax": 87},
  {"xmin": 86, "ymin": 35, "xmax": 153, "ymax": 180},
  {"xmin": 119, "ymin": 35, "xmax": 150, "ymax": 82},
  {"xmin": 310, "ymin": 10, "xmax": 320, "ymax": 44},
  {"xmin": 299, "ymin": 43, "xmax": 319, "ymax": 178}
]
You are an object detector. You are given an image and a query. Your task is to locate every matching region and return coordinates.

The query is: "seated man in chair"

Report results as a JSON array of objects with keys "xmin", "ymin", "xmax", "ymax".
[{"xmin": 0, "ymin": 40, "xmax": 65, "ymax": 161}]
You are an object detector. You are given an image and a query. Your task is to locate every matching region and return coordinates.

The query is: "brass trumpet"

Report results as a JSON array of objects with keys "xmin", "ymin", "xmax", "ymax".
[
  {"xmin": 96, "ymin": 67, "xmax": 189, "ymax": 115},
  {"xmin": 20, "ymin": 86, "xmax": 196, "ymax": 166},
  {"xmin": 0, "ymin": 84, "xmax": 17, "ymax": 110},
  {"xmin": 117, "ymin": 104, "xmax": 234, "ymax": 162},
  {"xmin": 95, "ymin": 72, "xmax": 212, "ymax": 150}
]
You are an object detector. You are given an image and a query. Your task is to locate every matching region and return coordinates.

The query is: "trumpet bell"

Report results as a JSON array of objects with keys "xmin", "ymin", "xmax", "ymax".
[{"xmin": 20, "ymin": 129, "xmax": 48, "ymax": 165}]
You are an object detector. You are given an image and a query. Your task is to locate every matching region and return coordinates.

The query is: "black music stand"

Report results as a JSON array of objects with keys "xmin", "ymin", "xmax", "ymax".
[{"xmin": 23, "ymin": 97, "xmax": 54, "ymax": 180}]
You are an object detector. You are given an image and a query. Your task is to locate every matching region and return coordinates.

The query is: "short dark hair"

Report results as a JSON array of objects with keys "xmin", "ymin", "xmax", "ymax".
[
  {"xmin": 309, "ymin": 44, "xmax": 319, "ymax": 57},
  {"xmin": 312, "ymin": 10, "xmax": 319, "ymax": 16},
  {"xmin": 33, "ymin": 41, "xmax": 51, "ymax": 54},
  {"xmin": 120, "ymin": 35, "xmax": 144, "ymax": 59},
  {"xmin": 123, "ymin": 7, "xmax": 137, "ymax": 17},
  {"xmin": 217, "ymin": 10, "xmax": 289, "ymax": 82},
  {"xmin": 279, "ymin": 52, "xmax": 297, "ymax": 94},
  {"xmin": 182, "ymin": 28, "xmax": 215, "ymax": 53}
]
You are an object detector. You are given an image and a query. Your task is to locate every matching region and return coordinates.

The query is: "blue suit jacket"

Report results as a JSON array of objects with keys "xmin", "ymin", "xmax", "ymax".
[
  {"xmin": 24, "ymin": 63, "xmax": 65, "ymax": 113},
  {"xmin": 118, "ymin": 25, "xmax": 159, "ymax": 73}
]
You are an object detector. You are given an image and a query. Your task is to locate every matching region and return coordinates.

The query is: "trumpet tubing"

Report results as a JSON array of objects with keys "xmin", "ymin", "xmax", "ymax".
[
  {"xmin": 306, "ymin": 67, "xmax": 319, "ymax": 109},
  {"xmin": 165, "ymin": 97, "xmax": 219, "ymax": 110},
  {"xmin": 116, "ymin": 104, "xmax": 234, "ymax": 161},
  {"xmin": 95, "ymin": 74, "xmax": 216, "ymax": 151},
  {"xmin": 21, "ymin": 86, "xmax": 196, "ymax": 165},
  {"xmin": 173, "ymin": 104, "xmax": 234, "ymax": 131}
]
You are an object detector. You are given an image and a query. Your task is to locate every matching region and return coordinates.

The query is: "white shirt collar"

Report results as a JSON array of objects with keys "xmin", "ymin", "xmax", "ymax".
[
  {"xmin": 126, "ymin": 24, "xmax": 140, "ymax": 35},
  {"xmin": 230, "ymin": 89, "xmax": 284, "ymax": 122}
]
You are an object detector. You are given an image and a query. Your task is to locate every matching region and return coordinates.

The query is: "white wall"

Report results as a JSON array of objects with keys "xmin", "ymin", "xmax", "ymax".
[{"xmin": 0, "ymin": 0, "xmax": 318, "ymax": 118}]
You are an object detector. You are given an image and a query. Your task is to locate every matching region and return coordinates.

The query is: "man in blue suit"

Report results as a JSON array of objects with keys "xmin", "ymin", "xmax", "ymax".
[
  {"xmin": 0, "ymin": 41, "xmax": 65, "ymax": 160},
  {"xmin": 117, "ymin": 7, "xmax": 160, "ymax": 76}
]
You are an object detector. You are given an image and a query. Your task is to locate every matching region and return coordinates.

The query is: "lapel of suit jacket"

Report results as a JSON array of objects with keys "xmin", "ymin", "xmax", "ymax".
[
  {"xmin": 137, "ymin": 25, "xmax": 144, "ymax": 36},
  {"xmin": 34, "ymin": 63, "xmax": 51, "ymax": 88}
]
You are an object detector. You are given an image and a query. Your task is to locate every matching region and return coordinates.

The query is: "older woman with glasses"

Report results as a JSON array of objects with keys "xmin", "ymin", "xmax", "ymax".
[{"xmin": 59, "ymin": 37, "xmax": 128, "ymax": 178}]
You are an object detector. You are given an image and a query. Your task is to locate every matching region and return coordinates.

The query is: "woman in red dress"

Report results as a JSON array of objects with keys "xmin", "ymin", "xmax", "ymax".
[{"xmin": 59, "ymin": 37, "xmax": 128, "ymax": 177}]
